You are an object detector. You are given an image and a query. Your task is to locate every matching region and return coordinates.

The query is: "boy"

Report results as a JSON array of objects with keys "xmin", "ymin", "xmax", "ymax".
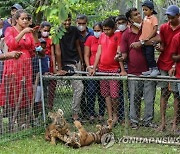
[
  {"xmin": 140, "ymin": 0, "xmax": 159, "ymax": 77},
  {"xmin": 91, "ymin": 17, "xmax": 125, "ymax": 126}
]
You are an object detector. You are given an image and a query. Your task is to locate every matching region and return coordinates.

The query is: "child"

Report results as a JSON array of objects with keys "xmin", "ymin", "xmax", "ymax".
[
  {"xmin": 91, "ymin": 17, "xmax": 125, "ymax": 126},
  {"xmin": 32, "ymin": 38, "xmax": 50, "ymax": 122},
  {"xmin": 39, "ymin": 21, "xmax": 57, "ymax": 110},
  {"xmin": 140, "ymin": 0, "xmax": 160, "ymax": 77}
]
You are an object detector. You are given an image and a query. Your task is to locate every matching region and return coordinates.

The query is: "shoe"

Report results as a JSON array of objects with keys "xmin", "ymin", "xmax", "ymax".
[
  {"xmin": 131, "ymin": 123, "xmax": 139, "ymax": 130},
  {"xmin": 142, "ymin": 70, "xmax": 152, "ymax": 76},
  {"xmin": 150, "ymin": 69, "xmax": 160, "ymax": 77},
  {"xmin": 144, "ymin": 122, "xmax": 158, "ymax": 128}
]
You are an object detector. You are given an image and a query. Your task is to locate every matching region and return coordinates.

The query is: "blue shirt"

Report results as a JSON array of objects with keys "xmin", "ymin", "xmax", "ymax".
[
  {"xmin": 2, "ymin": 19, "xmax": 12, "ymax": 37},
  {"xmin": 32, "ymin": 55, "xmax": 50, "ymax": 84}
]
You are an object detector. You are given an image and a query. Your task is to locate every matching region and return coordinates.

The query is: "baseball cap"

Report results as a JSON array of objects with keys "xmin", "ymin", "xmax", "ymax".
[
  {"xmin": 142, "ymin": 0, "xmax": 157, "ymax": 14},
  {"xmin": 11, "ymin": 3, "xmax": 23, "ymax": 10},
  {"xmin": 165, "ymin": 5, "xmax": 179, "ymax": 16}
]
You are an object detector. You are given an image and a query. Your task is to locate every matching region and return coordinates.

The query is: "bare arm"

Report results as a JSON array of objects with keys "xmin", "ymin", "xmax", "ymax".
[
  {"xmin": 93, "ymin": 45, "xmax": 101, "ymax": 70},
  {"xmin": 76, "ymin": 39, "xmax": 83, "ymax": 64},
  {"xmin": 55, "ymin": 43, "xmax": 62, "ymax": 70},
  {"xmin": 89, "ymin": 45, "xmax": 102, "ymax": 76},
  {"xmin": 172, "ymin": 54, "xmax": 180, "ymax": 62},
  {"xmin": 84, "ymin": 46, "xmax": 91, "ymax": 67},
  {"xmin": 0, "ymin": 51, "xmax": 22, "ymax": 60},
  {"xmin": 55, "ymin": 43, "xmax": 67, "ymax": 75},
  {"xmin": 15, "ymin": 27, "xmax": 34, "ymax": 42},
  {"xmin": 51, "ymin": 45, "xmax": 56, "ymax": 73}
]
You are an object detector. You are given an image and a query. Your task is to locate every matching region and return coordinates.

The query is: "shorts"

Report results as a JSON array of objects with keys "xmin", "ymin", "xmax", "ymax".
[
  {"xmin": 99, "ymin": 69, "xmax": 120, "ymax": 98},
  {"xmin": 35, "ymin": 86, "xmax": 41, "ymax": 102},
  {"xmin": 157, "ymin": 70, "xmax": 178, "ymax": 92}
]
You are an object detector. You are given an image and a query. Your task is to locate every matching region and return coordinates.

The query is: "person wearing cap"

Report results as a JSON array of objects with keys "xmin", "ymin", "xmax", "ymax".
[
  {"xmin": 140, "ymin": 0, "xmax": 160, "ymax": 77},
  {"xmin": 2, "ymin": 3, "xmax": 23, "ymax": 37},
  {"xmin": 156, "ymin": 5, "xmax": 180, "ymax": 132}
]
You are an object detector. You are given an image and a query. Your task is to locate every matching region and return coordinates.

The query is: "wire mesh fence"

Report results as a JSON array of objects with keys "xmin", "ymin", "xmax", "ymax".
[
  {"xmin": 0, "ymin": 57, "xmax": 180, "ymax": 145},
  {"xmin": 0, "ymin": 57, "xmax": 45, "ymax": 143},
  {"xmin": 43, "ymin": 74, "xmax": 180, "ymax": 140}
]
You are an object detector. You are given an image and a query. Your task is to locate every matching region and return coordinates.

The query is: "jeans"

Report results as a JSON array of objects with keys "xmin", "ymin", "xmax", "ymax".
[
  {"xmin": 178, "ymin": 83, "xmax": 180, "ymax": 96},
  {"xmin": 142, "ymin": 45, "xmax": 157, "ymax": 68},
  {"xmin": 129, "ymin": 80, "xmax": 156, "ymax": 124},
  {"xmin": 86, "ymin": 80, "xmax": 105, "ymax": 117}
]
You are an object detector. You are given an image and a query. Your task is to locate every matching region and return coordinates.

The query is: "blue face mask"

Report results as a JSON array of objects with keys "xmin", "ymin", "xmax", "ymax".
[{"xmin": 94, "ymin": 32, "xmax": 102, "ymax": 38}]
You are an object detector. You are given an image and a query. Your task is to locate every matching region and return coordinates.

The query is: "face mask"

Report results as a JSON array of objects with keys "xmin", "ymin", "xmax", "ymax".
[
  {"xmin": 41, "ymin": 31, "xmax": 49, "ymax": 37},
  {"xmin": 77, "ymin": 25, "xmax": 86, "ymax": 32},
  {"xmin": 94, "ymin": 32, "xmax": 102, "ymax": 38},
  {"xmin": 133, "ymin": 22, "xmax": 142, "ymax": 29},
  {"xmin": 117, "ymin": 24, "xmax": 127, "ymax": 31}
]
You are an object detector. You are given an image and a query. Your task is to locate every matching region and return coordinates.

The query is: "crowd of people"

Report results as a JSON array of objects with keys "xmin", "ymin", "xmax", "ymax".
[{"xmin": 0, "ymin": 0, "xmax": 180, "ymax": 132}]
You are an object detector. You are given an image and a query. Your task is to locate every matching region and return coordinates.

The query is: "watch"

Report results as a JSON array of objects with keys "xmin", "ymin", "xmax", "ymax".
[{"xmin": 140, "ymin": 40, "xmax": 145, "ymax": 45}]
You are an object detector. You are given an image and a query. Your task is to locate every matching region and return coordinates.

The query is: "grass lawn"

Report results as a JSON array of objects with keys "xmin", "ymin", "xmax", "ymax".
[
  {"xmin": 0, "ymin": 134, "xmax": 180, "ymax": 154},
  {"xmin": 1, "ymin": 79, "xmax": 180, "ymax": 153}
]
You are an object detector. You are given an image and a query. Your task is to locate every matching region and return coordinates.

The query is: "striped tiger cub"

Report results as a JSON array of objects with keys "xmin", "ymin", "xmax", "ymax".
[{"xmin": 66, "ymin": 119, "xmax": 113, "ymax": 148}]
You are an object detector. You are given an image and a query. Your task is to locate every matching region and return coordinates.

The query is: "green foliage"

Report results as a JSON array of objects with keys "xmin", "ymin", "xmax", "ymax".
[
  {"xmin": 0, "ymin": 0, "xmax": 37, "ymax": 18},
  {"xmin": 37, "ymin": 0, "xmax": 120, "ymax": 44}
]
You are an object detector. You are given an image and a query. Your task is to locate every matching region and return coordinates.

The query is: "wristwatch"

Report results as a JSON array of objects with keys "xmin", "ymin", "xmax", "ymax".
[{"xmin": 140, "ymin": 40, "xmax": 145, "ymax": 45}]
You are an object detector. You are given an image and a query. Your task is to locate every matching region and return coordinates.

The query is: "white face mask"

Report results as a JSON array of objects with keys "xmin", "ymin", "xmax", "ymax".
[
  {"xmin": 77, "ymin": 25, "xmax": 86, "ymax": 32},
  {"xmin": 94, "ymin": 32, "xmax": 102, "ymax": 38},
  {"xmin": 117, "ymin": 24, "xmax": 127, "ymax": 31},
  {"xmin": 41, "ymin": 31, "xmax": 49, "ymax": 37},
  {"xmin": 133, "ymin": 22, "xmax": 142, "ymax": 29}
]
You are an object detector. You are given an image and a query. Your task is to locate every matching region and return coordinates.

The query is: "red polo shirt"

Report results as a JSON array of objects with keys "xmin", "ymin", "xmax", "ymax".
[
  {"xmin": 84, "ymin": 35, "xmax": 99, "ymax": 65},
  {"xmin": 170, "ymin": 32, "xmax": 180, "ymax": 79},
  {"xmin": 157, "ymin": 22, "xmax": 180, "ymax": 71},
  {"xmin": 98, "ymin": 32, "xmax": 121, "ymax": 71},
  {"xmin": 120, "ymin": 27, "xmax": 147, "ymax": 75}
]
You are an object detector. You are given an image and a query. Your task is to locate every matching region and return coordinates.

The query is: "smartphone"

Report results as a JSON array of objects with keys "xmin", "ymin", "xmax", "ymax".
[{"xmin": 33, "ymin": 25, "xmax": 40, "ymax": 30}]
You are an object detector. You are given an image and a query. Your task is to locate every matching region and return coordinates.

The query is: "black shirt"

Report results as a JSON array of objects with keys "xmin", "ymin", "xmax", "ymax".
[{"xmin": 60, "ymin": 26, "xmax": 80, "ymax": 66}]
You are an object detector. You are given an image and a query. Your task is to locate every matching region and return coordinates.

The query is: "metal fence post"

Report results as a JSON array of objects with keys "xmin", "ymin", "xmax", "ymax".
[
  {"xmin": 123, "ymin": 78, "xmax": 129, "ymax": 136},
  {"xmin": 38, "ymin": 58, "xmax": 46, "ymax": 127}
]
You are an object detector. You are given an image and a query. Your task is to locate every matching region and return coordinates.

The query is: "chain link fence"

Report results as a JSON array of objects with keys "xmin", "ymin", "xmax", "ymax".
[
  {"xmin": 0, "ymin": 57, "xmax": 45, "ymax": 143},
  {"xmin": 43, "ymin": 74, "xmax": 180, "ymax": 141},
  {"xmin": 0, "ymin": 57, "xmax": 180, "ymax": 145}
]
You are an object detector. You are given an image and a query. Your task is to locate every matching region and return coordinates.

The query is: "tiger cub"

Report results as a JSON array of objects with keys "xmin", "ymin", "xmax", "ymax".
[
  {"xmin": 45, "ymin": 109, "xmax": 70, "ymax": 144},
  {"xmin": 66, "ymin": 119, "xmax": 113, "ymax": 148}
]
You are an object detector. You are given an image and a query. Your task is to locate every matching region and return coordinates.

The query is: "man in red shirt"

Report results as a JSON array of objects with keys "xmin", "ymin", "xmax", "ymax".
[
  {"xmin": 119, "ymin": 8, "xmax": 157, "ymax": 129},
  {"xmin": 169, "ymin": 32, "xmax": 180, "ymax": 80},
  {"xmin": 156, "ymin": 5, "xmax": 180, "ymax": 132}
]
